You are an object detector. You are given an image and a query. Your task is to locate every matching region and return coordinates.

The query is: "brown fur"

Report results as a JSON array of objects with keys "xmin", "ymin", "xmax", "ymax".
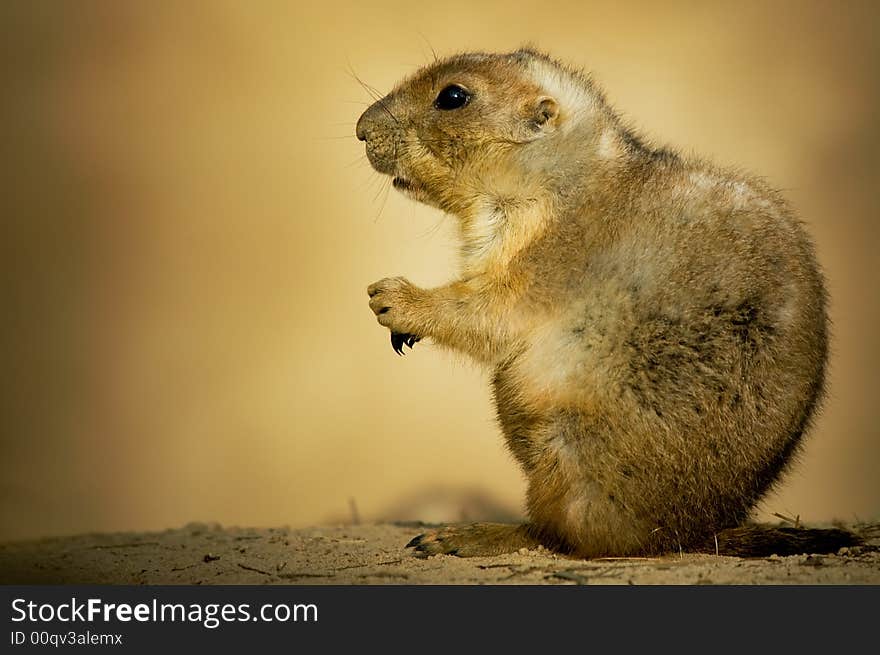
[{"xmin": 357, "ymin": 49, "xmax": 855, "ymax": 558}]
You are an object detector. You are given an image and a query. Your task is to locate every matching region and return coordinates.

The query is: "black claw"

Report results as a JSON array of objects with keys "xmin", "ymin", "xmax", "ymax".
[{"xmin": 390, "ymin": 332, "xmax": 420, "ymax": 356}]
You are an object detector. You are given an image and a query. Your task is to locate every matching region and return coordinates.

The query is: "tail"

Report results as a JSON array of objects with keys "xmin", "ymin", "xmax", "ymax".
[{"xmin": 701, "ymin": 524, "xmax": 861, "ymax": 557}]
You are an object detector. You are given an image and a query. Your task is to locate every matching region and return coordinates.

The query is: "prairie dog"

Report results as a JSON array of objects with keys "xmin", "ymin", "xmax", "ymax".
[{"xmin": 356, "ymin": 49, "xmax": 855, "ymax": 557}]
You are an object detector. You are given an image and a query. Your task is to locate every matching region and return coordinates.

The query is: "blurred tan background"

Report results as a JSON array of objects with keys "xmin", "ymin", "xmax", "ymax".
[{"xmin": 2, "ymin": 1, "xmax": 877, "ymax": 541}]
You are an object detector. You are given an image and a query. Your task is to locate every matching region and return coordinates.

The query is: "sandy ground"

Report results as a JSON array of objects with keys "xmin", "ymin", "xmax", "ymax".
[{"xmin": 1, "ymin": 522, "xmax": 878, "ymax": 585}]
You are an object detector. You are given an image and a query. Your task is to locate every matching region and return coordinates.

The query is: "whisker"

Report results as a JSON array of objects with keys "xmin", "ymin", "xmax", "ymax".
[
  {"xmin": 344, "ymin": 61, "xmax": 400, "ymax": 127},
  {"xmin": 371, "ymin": 172, "xmax": 389, "ymax": 204},
  {"xmin": 416, "ymin": 32, "xmax": 439, "ymax": 64},
  {"xmin": 372, "ymin": 97, "xmax": 399, "ymax": 125},
  {"xmin": 357, "ymin": 173, "xmax": 381, "ymax": 194},
  {"xmin": 373, "ymin": 177, "xmax": 393, "ymax": 223},
  {"xmin": 345, "ymin": 64, "xmax": 384, "ymax": 103},
  {"xmin": 346, "ymin": 154, "xmax": 370, "ymax": 169},
  {"xmin": 353, "ymin": 72, "xmax": 387, "ymax": 105},
  {"xmin": 418, "ymin": 213, "xmax": 447, "ymax": 240}
]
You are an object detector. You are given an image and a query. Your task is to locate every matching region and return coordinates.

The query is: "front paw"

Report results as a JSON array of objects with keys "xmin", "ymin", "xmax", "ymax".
[
  {"xmin": 367, "ymin": 277, "xmax": 423, "ymax": 347},
  {"xmin": 390, "ymin": 332, "xmax": 421, "ymax": 356}
]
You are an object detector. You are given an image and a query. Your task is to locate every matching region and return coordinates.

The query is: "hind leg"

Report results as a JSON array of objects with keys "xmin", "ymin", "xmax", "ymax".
[
  {"xmin": 524, "ymin": 471, "xmax": 649, "ymax": 558},
  {"xmin": 521, "ymin": 412, "xmax": 659, "ymax": 558},
  {"xmin": 404, "ymin": 481, "xmax": 649, "ymax": 559},
  {"xmin": 405, "ymin": 419, "xmax": 652, "ymax": 558}
]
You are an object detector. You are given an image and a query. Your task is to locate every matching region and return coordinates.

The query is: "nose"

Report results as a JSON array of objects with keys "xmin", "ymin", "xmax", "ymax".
[{"xmin": 356, "ymin": 99, "xmax": 386, "ymax": 141}]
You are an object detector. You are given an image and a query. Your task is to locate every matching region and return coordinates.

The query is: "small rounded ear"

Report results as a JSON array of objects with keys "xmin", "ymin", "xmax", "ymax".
[
  {"xmin": 517, "ymin": 95, "xmax": 560, "ymax": 141},
  {"xmin": 533, "ymin": 95, "xmax": 559, "ymax": 128}
]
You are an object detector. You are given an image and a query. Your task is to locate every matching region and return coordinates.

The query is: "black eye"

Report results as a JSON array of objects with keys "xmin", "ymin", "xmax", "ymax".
[{"xmin": 434, "ymin": 84, "xmax": 471, "ymax": 110}]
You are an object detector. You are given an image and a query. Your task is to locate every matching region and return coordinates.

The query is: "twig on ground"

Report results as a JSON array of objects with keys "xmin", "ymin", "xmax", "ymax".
[
  {"xmin": 772, "ymin": 512, "xmax": 801, "ymax": 528},
  {"xmin": 237, "ymin": 563, "xmax": 274, "ymax": 576},
  {"xmin": 348, "ymin": 498, "xmax": 361, "ymax": 525}
]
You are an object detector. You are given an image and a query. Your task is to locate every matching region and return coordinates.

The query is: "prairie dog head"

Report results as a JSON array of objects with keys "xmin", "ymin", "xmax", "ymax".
[{"xmin": 356, "ymin": 49, "xmax": 602, "ymax": 218}]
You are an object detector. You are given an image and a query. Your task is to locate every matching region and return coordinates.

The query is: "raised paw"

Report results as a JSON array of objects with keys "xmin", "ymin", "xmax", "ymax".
[{"xmin": 367, "ymin": 277, "xmax": 423, "ymax": 346}]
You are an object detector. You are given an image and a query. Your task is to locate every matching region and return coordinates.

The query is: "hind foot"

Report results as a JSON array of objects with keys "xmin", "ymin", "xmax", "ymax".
[{"xmin": 406, "ymin": 522, "xmax": 545, "ymax": 557}]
